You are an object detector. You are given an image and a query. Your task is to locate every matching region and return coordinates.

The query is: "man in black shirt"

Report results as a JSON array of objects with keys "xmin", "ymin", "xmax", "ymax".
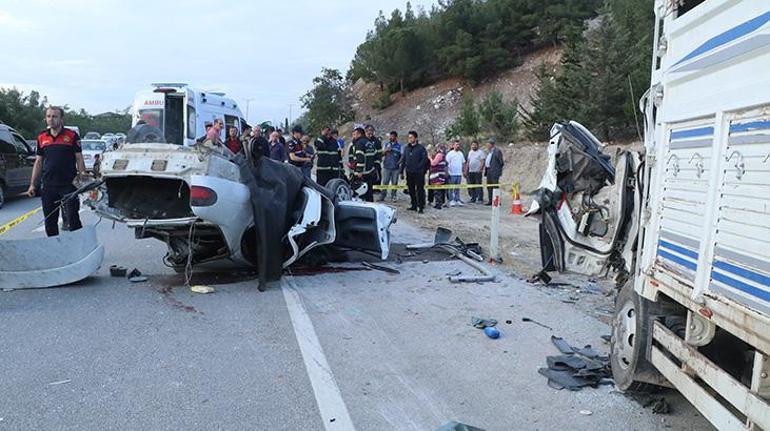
[
  {"xmin": 28, "ymin": 106, "xmax": 87, "ymax": 236},
  {"xmin": 400, "ymin": 130, "xmax": 428, "ymax": 213}
]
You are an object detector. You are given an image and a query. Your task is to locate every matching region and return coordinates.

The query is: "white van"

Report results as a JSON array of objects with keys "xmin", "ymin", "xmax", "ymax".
[{"xmin": 131, "ymin": 83, "xmax": 245, "ymax": 146}]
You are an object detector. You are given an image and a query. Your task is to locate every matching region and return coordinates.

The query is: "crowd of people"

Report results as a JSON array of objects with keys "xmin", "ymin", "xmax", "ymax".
[{"xmin": 208, "ymin": 120, "xmax": 506, "ymax": 215}]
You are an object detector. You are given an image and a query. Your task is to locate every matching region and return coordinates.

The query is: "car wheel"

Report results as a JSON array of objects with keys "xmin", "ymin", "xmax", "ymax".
[
  {"xmin": 326, "ymin": 178, "xmax": 352, "ymax": 203},
  {"xmin": 610, "ymin": 281, "xmax": 666, "ymax": 392}
]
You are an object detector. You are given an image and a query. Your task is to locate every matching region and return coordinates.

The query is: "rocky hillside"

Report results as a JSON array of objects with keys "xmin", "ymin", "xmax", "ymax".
[{"xmin": 345, "ymin": 46, "xmax": 562, "ymax": 145}]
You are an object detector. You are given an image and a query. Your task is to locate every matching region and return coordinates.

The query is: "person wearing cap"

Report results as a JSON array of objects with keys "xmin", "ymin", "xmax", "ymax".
[
  {"xmin": 315, "ymin": 126, "xmax": 342, "ymax": 187},
  {"xmin": 483, "ymin": 138, "xmax": 505, "ymax": 206},
  {"xmin": 352, "ymin": 126, "xmax": 377, "ymax": 202},
  {"xmin": 287, "ymin": 125, "xmax": 312, "ymax": 170}
]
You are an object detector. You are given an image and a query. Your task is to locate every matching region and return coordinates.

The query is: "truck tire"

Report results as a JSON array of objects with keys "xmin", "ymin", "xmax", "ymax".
[
  {"xmin": 326, "ymin": 178, "xmax": 352, "ymax": 203},
  {"xmin": 610, "ymin": 281, "xmax": 666, "ymax": 392}
]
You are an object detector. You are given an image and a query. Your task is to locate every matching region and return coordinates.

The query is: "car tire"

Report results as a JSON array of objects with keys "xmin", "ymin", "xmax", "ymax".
[
  {"xmin": 610, "ymin": 281, "xmax": 667, "ymax": 392},
  {"xmin": 326, "ymin": 178, "xmax": 352, "ymax": 203}
]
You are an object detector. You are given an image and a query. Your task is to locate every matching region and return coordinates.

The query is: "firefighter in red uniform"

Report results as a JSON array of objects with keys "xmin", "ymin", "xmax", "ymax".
[{"xmin": 27, "ymin": 106, "xmax": 87, "ymax": 237}]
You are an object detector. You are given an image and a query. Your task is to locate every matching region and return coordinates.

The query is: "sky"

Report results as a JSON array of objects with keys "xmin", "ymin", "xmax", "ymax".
[{"xmin": 0, "ymin": 0, "xmax": 433, "ymax": 126}]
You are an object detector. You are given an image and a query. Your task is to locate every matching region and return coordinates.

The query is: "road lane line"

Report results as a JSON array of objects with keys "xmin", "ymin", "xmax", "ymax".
[{"xmin": 282, "ymin": 276, "xmax": 355, "ymax": 430}]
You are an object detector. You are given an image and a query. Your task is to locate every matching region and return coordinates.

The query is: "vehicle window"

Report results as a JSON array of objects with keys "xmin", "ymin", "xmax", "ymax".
[
  {"xmin": 11, "ymin": 133, "xmax": 31, "ymax": 154},
  {"xmin": 81, "ymin": 141, "xmax": 106, "ymax": 151},
  {"xmin": 0, "ymin": 129, "xmax": 17, "ymax": 153},
  {"xmin": 676, "ymin": 0, "xmax": 705, "ymax": 18},
  {"xmin": 138, "ymin": 109, "xmax": 163, "ymax": 129},
  {"xmin": 187, "ymin": 106, "xmax": 196, "ymax": 139}
]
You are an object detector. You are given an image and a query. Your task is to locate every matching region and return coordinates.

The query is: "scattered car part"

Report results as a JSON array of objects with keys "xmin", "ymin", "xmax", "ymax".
[
  {"xmin": 127, "ymin": 268, "xmax": 147, "ymax": 283},
  {"xmin": 361, "ymin": 261, "xmax": 400, "ymax": 274},
  {"xmin": 522, "ymin": 317, "xmax": 553, "ymax": 331},
  {"xmin": 109, "ymin": 265, "xmax": 127, "ymax": 277},
  {"xmin": 0, "ymin": 225, "xmax": 104, "ymax": 289}
]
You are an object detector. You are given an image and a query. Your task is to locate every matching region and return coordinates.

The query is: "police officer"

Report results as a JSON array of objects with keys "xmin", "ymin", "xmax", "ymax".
[
  {"xmin": 287, "ymin": 125, "xmax": 311, "ymax": 170},
  {"xmin": 364, "ymin": 124, "xmax": 382, "ymax": 184},
  {"xmin": 314, "ymin": 126, "xmax": 342, "ymax": 187},
  {"xmin": 27, "ymin": 106, "xmax": 87, "ymax": 237},
  {"xmin": 353, "ymin": 126, "xmax": 377, "ymax": 202}
]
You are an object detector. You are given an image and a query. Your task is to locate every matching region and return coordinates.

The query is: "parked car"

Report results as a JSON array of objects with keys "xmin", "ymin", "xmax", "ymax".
[
  {"xmin": 65, "ymin": 125, "xmax": 81, "ymax": 136},
  {"xmin": 114, "ymin": 132, "xmax": 126, "ymax": 143},
  {"xmin": 0, "ymin": 124, "xmax": 35, "ymax": 208},
  {"xmin": 84, "ymin": 132, "xmax": 101, "ymax": 140},
  {"xmin": 81, "ymin": 139, "xmax": 107, "ymax": 172}
]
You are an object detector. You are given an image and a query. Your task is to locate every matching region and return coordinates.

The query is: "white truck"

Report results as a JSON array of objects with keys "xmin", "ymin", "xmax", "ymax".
[{"xmin": 530, "ymin": 1, "xmax": 770, "ymax": 429}]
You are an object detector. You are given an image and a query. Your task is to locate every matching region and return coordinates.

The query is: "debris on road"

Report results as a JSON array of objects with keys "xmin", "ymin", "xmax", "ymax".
[
  {"xmin": 109, "ymin": 265, "xmax": 127, "ymax": 277},
  {"xmin": 484, "ymin": 326, "xmax": 501, "ymax": 339},
  {"xmin": 190, "ymin": 285, "xmax": 215, "ymax": 294},
  {"xmin": 521, "ymin": 317, "xmax": 553, "ymax": 331},
  {"xmin": 579, "ymin": 410, "xmax": 593, "ymax": 416},
  {"xmin": 0, "ymin": 225, "xmax": 104, "ymax": 289},
  {"xmin": 48, "ymin": 379, "xmax": 71, "ymax": 386},
  {"xmin": 471, "ymin": 317, "xmax": 498, "ymax": 329},
  {"xmin": 127, "ymin": 268, "xmax": 148, "ymax": 283},
  {"xmin": 361, "ymin": 261, "xmax": 400, "ymax": 274},
  {"xmin": 538, "ymin": 335, "xmax": 612, "ymax": 391},
  {"xmin": 436, "ymin": 421, "xmax": 485, "ymax": 431}
]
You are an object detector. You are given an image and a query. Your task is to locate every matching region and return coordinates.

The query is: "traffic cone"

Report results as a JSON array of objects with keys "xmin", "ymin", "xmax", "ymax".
[{"xmin": 510, "ymin": 190, "xmax": 523, "ymax": 215}]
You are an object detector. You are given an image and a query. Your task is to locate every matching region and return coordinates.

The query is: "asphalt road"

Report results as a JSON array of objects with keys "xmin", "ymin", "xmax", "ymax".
[{"xmin": 0, "ymin": 198, "xmax": 714, "ymax": 430}]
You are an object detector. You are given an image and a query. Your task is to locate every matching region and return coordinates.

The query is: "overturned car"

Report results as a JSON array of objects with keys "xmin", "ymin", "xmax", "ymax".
[{"xmin": 86, "ymin": 134, "xmax": 395, "ymax": 288}]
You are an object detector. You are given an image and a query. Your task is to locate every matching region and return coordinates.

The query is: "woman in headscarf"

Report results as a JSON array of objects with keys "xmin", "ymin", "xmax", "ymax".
[{"xmin": 428, "ymin": 143, "xmax": 449, "ymax": 209}]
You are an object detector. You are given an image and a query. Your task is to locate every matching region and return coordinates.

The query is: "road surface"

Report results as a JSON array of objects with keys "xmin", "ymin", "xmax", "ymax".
[{"xmin": 0, "ymin": 193, "xmax": 712, "ymax": 430}]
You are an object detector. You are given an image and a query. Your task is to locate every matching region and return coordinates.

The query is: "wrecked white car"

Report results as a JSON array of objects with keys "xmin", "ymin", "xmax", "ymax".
[{"xmin": 86, "ymin": 130, "xmax": 395, "ymax": 287}]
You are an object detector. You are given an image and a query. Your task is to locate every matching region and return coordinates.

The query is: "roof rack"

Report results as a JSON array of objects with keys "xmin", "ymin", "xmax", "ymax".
[{"xmin": 151, "ymin": 83, "xmax": 187, "ymax": 88}]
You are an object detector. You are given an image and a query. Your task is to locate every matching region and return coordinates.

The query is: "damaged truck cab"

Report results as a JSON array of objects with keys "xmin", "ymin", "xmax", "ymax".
[{"xmin": 531, "ymin": 1, "xmax": 770, "ymax": 428}]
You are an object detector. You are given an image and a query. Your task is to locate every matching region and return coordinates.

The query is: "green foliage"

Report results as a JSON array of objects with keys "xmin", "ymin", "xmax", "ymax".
[
  {"xmin": 446, "ymin": 94, "xmax": 480, "ymax": 139},
  {"xmin": 349, "ymin": 0, "xmax": 602, "ymax": 89},
  {"xmin": 523, "ymin": 1, "xmax": 655, "ymax": 142},
  {"xmin": 0, "ymin": 87, "xmax": 130, "ymax": 139},
  {"xmin": 300, "ymin": 68, "xmax": 354, "ymax": 135},
  {"xmin": 478, "ymin": 90, "xmax": 519, "ymax": 142}
]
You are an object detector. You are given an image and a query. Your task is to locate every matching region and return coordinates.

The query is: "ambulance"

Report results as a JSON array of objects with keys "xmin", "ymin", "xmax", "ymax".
[{"xmin": 131, "ymin": 83, "xmax": 245, "ymax": 146}]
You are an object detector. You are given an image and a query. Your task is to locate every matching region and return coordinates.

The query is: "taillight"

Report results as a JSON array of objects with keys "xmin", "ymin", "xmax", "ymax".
[{"xmin": 190, "ymin": 185, "xmax": 218, "ymax": 206}]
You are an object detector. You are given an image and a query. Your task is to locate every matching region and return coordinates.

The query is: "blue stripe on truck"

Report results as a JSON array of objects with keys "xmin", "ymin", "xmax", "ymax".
[
  {"xmin": 711, "ymin": 271, "xmax": 770, "ymax": 303},
  {"xmin": 659, "ymin": 240, "xmax": 699, "ymax": 260},
  {"xmin": 713, "ymin": 260, "xmax": 770, "ymax": 288},
  {"xmin": 729, "ymin": 120, "xmax": 770, "ymax": 134},
  {"xmin": 657, "ymin": 249, "xmax": 697, "ymax": 271},
  {"xmin": 675, "ymin": 11, "xmax": 770, "ymax": 66},
  {"xmin": 670, "ymin": 127, "xmax": 714, "ymax": 140}
]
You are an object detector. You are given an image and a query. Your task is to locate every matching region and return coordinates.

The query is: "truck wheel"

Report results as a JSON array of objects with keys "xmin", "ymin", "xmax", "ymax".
[
  {"xmin": 326, "ymin": 178, "xmax": 352, "ymax": 202},
  {"xmin": 611, "ymin": 281, "xmax": 664, "ymax": 392}
]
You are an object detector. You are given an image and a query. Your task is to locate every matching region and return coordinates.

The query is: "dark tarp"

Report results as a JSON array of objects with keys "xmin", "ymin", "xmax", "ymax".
[{"xmin": 237, "ymin": 155, "xmax": 335, "ymax": 290}]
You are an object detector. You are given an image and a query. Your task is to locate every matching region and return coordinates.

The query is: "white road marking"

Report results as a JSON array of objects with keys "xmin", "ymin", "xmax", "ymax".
[
  {"xmin": 32, "ymin": 209, "xmax": 87, "ymax": 233},
  {"xmin": 282, "ymin": 276, "xmax": 355, "ymax": 431}
]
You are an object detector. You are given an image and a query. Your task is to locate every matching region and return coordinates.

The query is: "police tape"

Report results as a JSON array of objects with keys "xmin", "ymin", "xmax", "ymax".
[
  {"xmin": 0, "ymin": 206, "xmax": 43, "ymax": 236},
  {"xmin": 373, "ymin": 183, "xmax": 510, "ymax": 191}
]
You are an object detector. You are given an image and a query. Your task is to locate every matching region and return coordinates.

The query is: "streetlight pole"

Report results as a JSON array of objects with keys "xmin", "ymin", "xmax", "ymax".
[
  {"xmin": 243, "ymin": 98, "xmax": 254, "ymax": 124},
  {"xmin": 288, "ymin": 104, "xmax": 294, "ymax": 126}
]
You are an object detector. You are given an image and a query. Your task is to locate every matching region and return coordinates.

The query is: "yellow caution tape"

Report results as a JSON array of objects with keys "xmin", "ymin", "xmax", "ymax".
[
  {"xmin": 0, "ymin": 206, "xmax": 42, "ymax": 236},
  {"xmin": 373, "ymin": 183, "xmax": 509, "ymax": 191}
]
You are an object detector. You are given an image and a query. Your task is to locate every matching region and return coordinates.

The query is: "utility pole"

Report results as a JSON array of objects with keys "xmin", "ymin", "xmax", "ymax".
[
  {"xmin": 243, "ymin": 98, "xmax": 254, "ymax": 123},
  {"xmin": 288, "ymin": 104, "xmax": 294, "ymax": 126}
]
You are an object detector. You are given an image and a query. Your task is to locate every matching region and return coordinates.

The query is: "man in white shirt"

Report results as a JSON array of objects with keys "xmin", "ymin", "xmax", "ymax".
[
  {"xmin": 445, "ymin": 140, "xmax": 466, "ymax": 206},
  {"xmin": 465, "ymin": 140, "xmax": 486, "ymax": 203}
]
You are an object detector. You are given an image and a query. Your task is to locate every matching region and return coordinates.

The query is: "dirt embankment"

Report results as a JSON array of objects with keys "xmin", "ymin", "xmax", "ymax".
[{"xmin": 344, "ymin": 47, "xmax": 562, "ymax": 143}]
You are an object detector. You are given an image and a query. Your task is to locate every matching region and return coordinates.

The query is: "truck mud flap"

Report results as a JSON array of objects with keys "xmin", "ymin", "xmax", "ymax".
[{"xmin": 0, "ymin": 225, "xmax": 104, "ymax": 289}]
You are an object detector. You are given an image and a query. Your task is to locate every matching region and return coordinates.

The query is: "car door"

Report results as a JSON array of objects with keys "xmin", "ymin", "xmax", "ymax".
[{"xmin": 11, "ymin": 133, "xmax": 34, "ymax": 193}]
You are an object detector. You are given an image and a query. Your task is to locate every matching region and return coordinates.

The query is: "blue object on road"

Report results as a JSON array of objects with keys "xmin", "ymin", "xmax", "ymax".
[{"xmin": 484, "ymin": 327, "xmax": 500, "ymax": 339}]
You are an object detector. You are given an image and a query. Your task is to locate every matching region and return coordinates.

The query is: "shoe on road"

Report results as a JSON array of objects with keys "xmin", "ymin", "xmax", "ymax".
[
  {"xmin": 417, "ymin": 208, "xmax": 424, "ymax": 214},
  {"xmin": 484, "ymin": 202, "xmax": 492, "ymax": 206}
]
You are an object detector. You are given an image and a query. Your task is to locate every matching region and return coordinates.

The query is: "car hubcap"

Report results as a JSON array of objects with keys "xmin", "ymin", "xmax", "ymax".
[
  {"xmin": 335, "ymin": 185, "xmax": 351, "ymax": 201},
  {"xmin": 614, "ymin": 301, "xmax": 637, "ymax": 370}
]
